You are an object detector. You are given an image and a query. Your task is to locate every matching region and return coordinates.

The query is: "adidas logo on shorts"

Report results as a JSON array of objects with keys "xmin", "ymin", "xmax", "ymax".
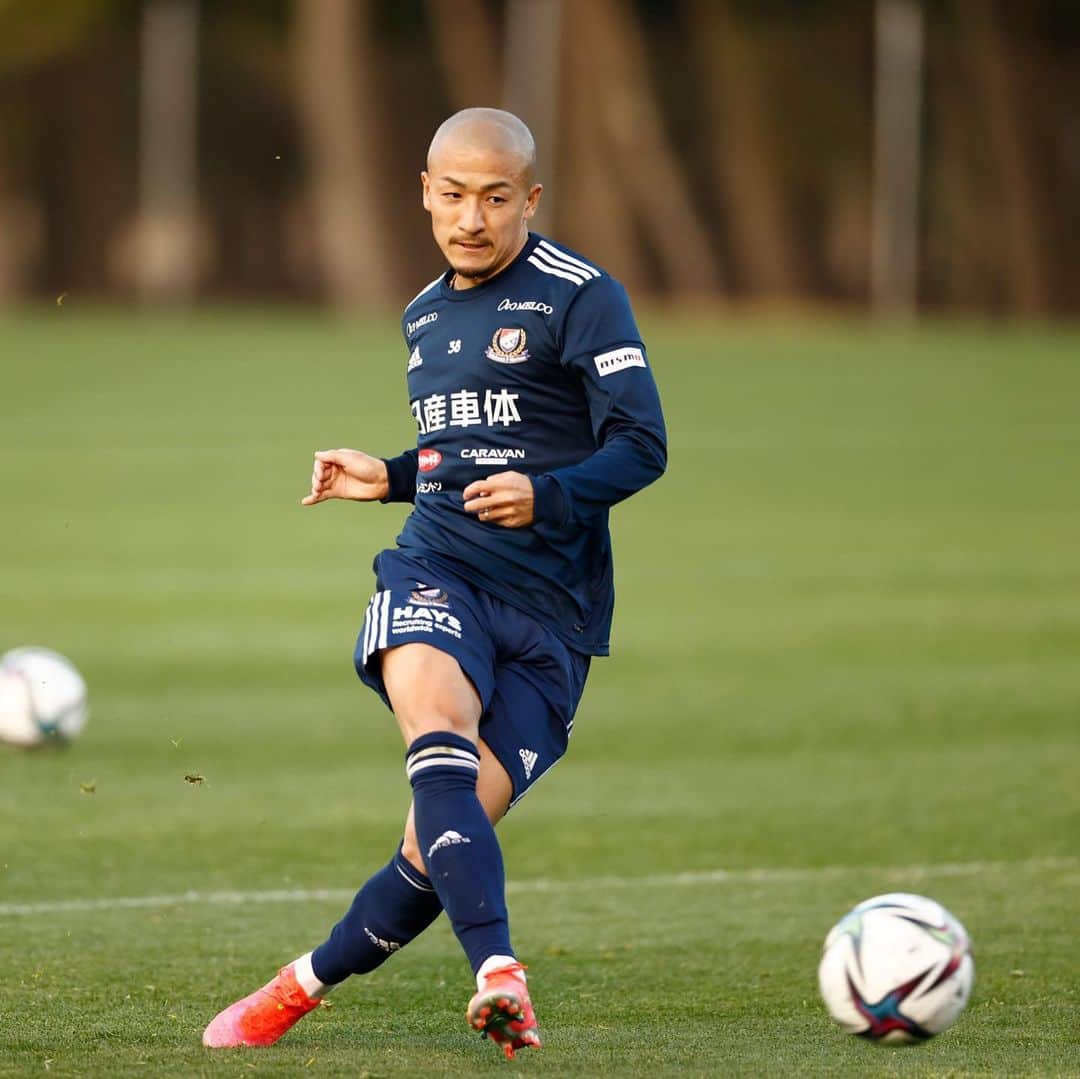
[{"xmin": 519, "ymin": 748, "xmax": 538, "ymax": 780}]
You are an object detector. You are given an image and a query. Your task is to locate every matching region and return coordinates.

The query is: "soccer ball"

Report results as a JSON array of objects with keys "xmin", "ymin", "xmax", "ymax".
[
  {"xmin": 0, "ymin": 647, "xmax": 89, "ymax": 748},
  {"xmin": 818, "ymin": 892, "xmax": 974, "ymax": 1043}
]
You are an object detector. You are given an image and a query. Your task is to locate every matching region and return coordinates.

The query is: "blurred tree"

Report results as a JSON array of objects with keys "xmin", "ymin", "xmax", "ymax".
[
  {"xmin": 292, "ymin": 0, "xmax": 397, "ymax": 309},
  {"xmin": 425, "ymin": 0, "xmax": 501, "ymax": 109},
  {"xmin": 955, "ymin": 0, "xmax": 1053, "ymax": 314},
  {"xmin": 557, "ymin": 6, "xmax": 642, "ymax": 292},
  {"xmin": 0, "ymin": 0, "xmax": 124, "ymax": 303},
  {"xmin": 502, "ymin": 0, "xmax": 562, "ymax": 235},
  {"xmin": 0, "ymin": 104, "xmax": 35, "ymax": 303},
  {"xmin": 871, "ymin": 0, "xmax": 924, "ymax": 316},
  {"xmin": 687, "ymin": 0, "xmax": 803, "ymax": 297},
  {"xmin": 130, "ymin": 0, "xmax": 202, "ymax": 304},
  {"xmin": 0, "ymin": 0, "xmax": 1074, "ymax": 313},
  {"xmin": 0, "ymin": 0, "xmax": 119, "ymax": 74},
  {"xmin": 561, "ymin": 0, "xmax": 723, "ymax": 294}
]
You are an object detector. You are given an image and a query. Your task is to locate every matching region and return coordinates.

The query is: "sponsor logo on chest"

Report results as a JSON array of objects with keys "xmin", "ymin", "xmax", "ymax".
[
  {"xmin": 498, "ymin": 297, "xmax": 553, "ymax": 315},
  {"xmin": 461, "ymin": 447, "xmax": 526, "ymax": 466},
  {"xmin": 412, "ymin": 388, "xmax": 521, "ymax": 434},
  {"xmin": 418, "ymin": 449, "xmax": 442, "ymax": 472},
  {"xmin": 406, "ymin": 311, "xmax": 438, "ymax": 336}
]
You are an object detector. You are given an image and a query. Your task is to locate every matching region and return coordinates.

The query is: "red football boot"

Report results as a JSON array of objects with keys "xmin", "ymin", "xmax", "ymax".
[
  {"xmin": 467, "ymin": 962, "xmax": 541, "ymax": 1060},
  {"xmin": 202, "ymin": 963, "xmax": 321, "ymax": 1048}
]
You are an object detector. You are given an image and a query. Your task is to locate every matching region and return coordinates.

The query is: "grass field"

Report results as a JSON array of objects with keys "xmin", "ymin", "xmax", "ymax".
[{"xmin": 1, "ymin": 309, "xmax": 1078, "ymax": 1077}]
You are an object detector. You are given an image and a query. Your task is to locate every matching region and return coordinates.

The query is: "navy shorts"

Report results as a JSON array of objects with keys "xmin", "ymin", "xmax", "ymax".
[{"xmin": 354, "ymin": 548, "xmax": 591, "ymax": 805}]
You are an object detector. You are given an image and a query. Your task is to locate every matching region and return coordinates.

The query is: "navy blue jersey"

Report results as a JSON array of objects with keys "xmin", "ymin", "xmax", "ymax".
[{"xmin": 380, "ymin": 232, "xmax": 666, "ymax": 656}]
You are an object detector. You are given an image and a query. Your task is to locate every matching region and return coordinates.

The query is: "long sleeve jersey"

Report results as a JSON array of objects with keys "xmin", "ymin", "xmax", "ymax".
[{"xmin": 380, "ymin": 232, "xmax": 667, "ymax": 656}]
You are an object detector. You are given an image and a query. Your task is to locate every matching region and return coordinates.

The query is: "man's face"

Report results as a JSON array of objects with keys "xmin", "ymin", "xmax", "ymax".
[{"xmin": 422, "ymin": 141, "xmax": 541, "ymax": 288}]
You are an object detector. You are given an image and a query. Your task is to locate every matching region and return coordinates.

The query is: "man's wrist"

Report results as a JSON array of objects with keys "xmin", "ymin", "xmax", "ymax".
[
  {"xmin": 380, "ymin": 454, "xmax": 415, "ymax": 503},
  {"xmin": 375, "ymin": 460, "xmax": 390, "ymax": 501},
  {"xmin": 530, "ymin": 474, "xmax": 568, "ymax": 528}
]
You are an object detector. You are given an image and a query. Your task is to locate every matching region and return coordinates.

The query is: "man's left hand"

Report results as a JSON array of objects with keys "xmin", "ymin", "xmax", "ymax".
[{"xmin": 463, "ymin": 472, "xmax": 535, "ymax": 529}]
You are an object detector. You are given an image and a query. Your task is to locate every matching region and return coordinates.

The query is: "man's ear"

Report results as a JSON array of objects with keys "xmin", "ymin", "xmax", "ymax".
[
  {"xmin": 523, "ymin": 183, "xmax": 543, "ymax": 222},
  {"xmin": 421, "ymin": 171, "xmax": 432, "ymax": 212}
]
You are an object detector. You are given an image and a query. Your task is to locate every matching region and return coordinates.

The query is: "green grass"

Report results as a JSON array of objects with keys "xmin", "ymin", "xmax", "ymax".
[{"xmin": 1, "ymin": 309, "xmax": 1078, "ymax": 1076}]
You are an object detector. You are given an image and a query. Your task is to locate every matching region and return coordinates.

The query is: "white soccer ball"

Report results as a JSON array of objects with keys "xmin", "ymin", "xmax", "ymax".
[
  {"xmin": 818, "ymin": 892, "xmax": 974, "ymax": 1043},
  {"xmin": 0, "ymin": 647, "xmax": 89, "ymax": 748}
]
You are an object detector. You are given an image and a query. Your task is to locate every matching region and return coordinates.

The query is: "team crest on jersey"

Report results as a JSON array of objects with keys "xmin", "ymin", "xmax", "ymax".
[
  {"xmin": 408, "ymin": 583, "xmax": 450, "ymax": 608},
  {"xmin": 485, "ymin": 327, "xmax": 530, "ymax": 364}
]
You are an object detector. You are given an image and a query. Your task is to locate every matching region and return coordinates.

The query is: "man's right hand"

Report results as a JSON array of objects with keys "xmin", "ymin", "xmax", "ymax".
[{"xmin": 301, "ymin": 449, "xmax": 390, "ymax": 506}]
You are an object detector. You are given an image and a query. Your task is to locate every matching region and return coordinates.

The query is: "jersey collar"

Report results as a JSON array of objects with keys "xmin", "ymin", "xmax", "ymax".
[{"xmin": 437, "ymin": 233, "xmax": 543, "ymax": 302}]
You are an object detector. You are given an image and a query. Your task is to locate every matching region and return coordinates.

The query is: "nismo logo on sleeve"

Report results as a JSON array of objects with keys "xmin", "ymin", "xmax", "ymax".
[{"xmin": 594, "ymin": 346, "xmax": 646, "ymax": 377}]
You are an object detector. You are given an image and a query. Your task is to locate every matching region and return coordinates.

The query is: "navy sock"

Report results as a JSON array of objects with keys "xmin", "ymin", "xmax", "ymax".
[
  {"xmin": 310, "ymin": 844, "xmax": 443, "ymax": 984},
  {"xmin": 407, "ymin": 731, "xmax": 513, "ymax": 973}
]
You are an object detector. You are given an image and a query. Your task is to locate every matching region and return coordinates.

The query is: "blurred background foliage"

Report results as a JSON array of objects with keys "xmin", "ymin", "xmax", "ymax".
[{"xmin": 0, "ymin": 0, "xmax": 1076, "ymax": 315}]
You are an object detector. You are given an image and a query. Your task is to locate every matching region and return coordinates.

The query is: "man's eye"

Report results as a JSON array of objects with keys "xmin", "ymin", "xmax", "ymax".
[
  {"xmin": 443, "ymin": 192, "xmax": 461, "ymax": 200},
  {"xmin": 489, "ymin": 196, "xmax": 506, "ymax": 205}
]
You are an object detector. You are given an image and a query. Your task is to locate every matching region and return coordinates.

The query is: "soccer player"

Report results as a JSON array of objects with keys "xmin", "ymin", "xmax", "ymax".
[{"xmin": 202, "ymin": 107, "xmax": 667, "ymax": 1060}]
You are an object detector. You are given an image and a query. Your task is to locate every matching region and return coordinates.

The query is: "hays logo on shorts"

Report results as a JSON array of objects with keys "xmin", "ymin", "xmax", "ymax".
[
  {"xmin": 485, "ymin": 327, "xmax": 530, "ymax": 364},
  {"xmin": 418, "ymin": 449, "xmax": 442, "ymax": 472},
  {"xmin": 391, "ymin": 604, "xmax": 462, "ymax": 640},
  {"xmin": 594, "ymin": 346, "xmax": 646, "ymax": 377}
]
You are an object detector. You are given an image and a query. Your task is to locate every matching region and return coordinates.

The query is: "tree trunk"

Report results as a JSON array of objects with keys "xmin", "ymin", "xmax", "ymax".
[
  {"xmin": 503, "ymin": 0, "xmax": 563, "ymax": 234},
  {"xmin": 955, "ymin": 0, "xmax": 1051, "ymax": 314},
  {"xmin": 688, "ymin": 0, "xmax": 801, "ymax": 298},
  {"xmin": 425, "ymin": 0, "xmax": 501, "ymax": 112},
  {"xmin": 577, "ymin": 0, "xmax": 723, "ymax": 295},
  {"xmin": 134, "ymin": 0, "xmax": 202, "ymax": 304},
  {"xmin": 292, "ymin": 0, "xmax": 397, "ymax": 309},
  {"xmin": 871, "ymin": 0, "xmax": 924, "ymax": 316},
  {"xmin": 556, "ymin": 2, "xmax": 643, "ymax": 291},
  {"xmin": 0, "ymin": 155, "xmax": 37, "ymax": 305}
]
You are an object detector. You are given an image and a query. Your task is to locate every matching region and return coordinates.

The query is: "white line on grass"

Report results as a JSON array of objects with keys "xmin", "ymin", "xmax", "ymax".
[{"xmin": 0, "ymin": 856, "xmax": 1073, "ymax": 918}]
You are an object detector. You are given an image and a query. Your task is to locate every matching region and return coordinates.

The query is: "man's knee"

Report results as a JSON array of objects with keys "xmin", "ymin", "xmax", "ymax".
[
  {"xmin": 381, "ymin": 643, "xmax": 482, "ymax": 744},
  {"xmin": 402, "ymin": 710, "xmax": 476, "ymax": 743},
  {"xmin": 400, "ymin": 746, "xmax": 510, "ymax": 875},
  {"xmin": 401, "ymin": 830, "xmax": 425, "ymax": 874}
]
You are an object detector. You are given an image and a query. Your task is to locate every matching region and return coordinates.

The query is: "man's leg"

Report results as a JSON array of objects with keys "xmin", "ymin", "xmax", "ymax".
[
  {"xmin": 381, "ymin": 643, "xmax": 539, "ymax": 1058},
  {"xmin": 201, "ymin": 744, "xmax": 512, "ymax": 1049},
  {"xmin": 308, "ymin": 738, "xmax": 512, "ymax": 987},
  {"xmin": 381, "ymin": 643, "xmax": 517, "ymax": 974}
]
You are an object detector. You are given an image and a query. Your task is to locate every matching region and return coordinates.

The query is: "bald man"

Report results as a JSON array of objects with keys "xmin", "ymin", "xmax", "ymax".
[{"xmin": 203, "ymin": 108, "xmax": 667, "ymax": 1060}]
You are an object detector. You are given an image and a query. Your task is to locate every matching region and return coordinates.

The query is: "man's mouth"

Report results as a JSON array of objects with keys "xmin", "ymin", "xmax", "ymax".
[{"xmin": 454, "ymin": 240, "xmax": 489, "ymax": 252}]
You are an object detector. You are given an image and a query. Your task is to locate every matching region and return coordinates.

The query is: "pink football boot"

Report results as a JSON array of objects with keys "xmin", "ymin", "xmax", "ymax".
[
  {"xmin": 202, "ymin": 964, "xmax": 320, "ymax": 1048},
  {"xmin": 467, "ymin": 962, "xmax": 541, "ymax": 1060}
]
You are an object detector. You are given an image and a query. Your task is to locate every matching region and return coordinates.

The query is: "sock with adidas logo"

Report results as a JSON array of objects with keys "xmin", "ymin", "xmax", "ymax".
[
  {"xmin": 308, "ymin": 843, "xmax": 443, "ymax": 985},
  {"xmin": 406, "ymin": 731, "xmax": 513, "ymax": 974}
]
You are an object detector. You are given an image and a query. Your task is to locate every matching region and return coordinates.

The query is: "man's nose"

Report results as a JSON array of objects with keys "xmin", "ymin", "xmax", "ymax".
[{"xmin": 460, "ymin": 199, "xmax": 484, "ymax": 233}]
